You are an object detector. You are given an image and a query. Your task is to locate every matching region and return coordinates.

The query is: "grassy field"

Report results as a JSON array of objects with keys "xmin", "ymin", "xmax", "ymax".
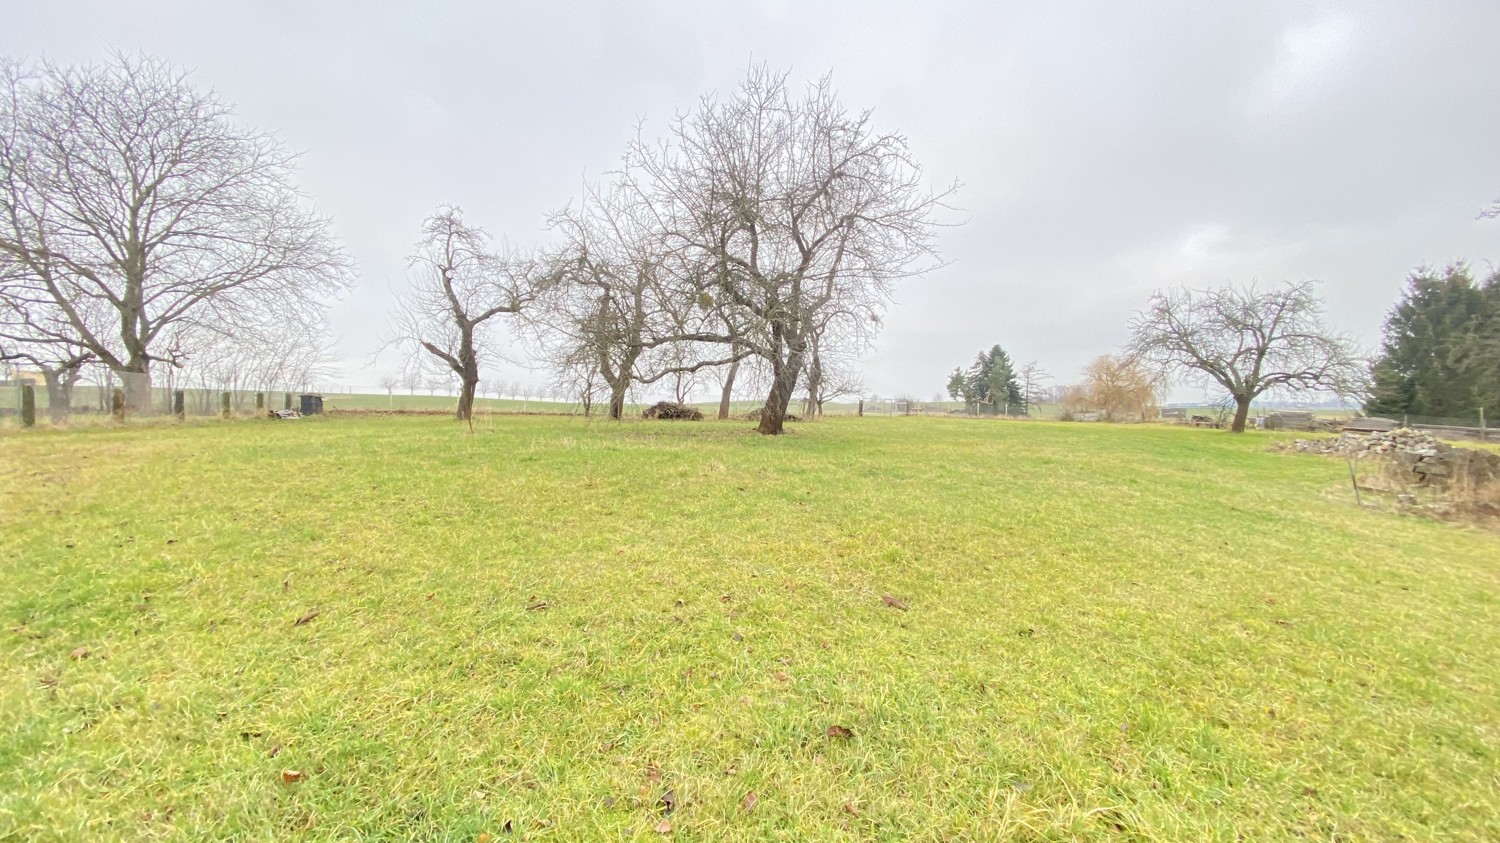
[{"xmin": 1, "ymin": 416, "xmax": 1497, "ymax": 841}]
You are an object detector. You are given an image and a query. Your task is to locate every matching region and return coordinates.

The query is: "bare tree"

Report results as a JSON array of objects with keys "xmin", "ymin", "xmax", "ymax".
[
  {"xmin": 1018, "ymin": 361, "xmax": 1050, "ymax": 416},
  {"xmin": 377, "ymin": 373, "xmax": 399, "ymax": 409},
  {"xmin": 0, "ymin": 288, "xmax": 94, "ymax": 421},
  {"xmin": 627, "ymin": 67, "xmax": 955, "ymax": 434},
  {"xmin": 400, "ymin": 365, "xmax": 422, "ymax": 396},
  {"xmin": 1128, "ymin": 280, "xmax": 1365, "ymax": 432},
  {"xmin": 389, "ymin": 206, "xmax": 536, "ymax": 422},
  {"xmin": 535, "ymin": 176, "xmax": 746, "ymax": 421},
  {"xmin": 0, "ymin": 54, "xmax": 351, "ymax": 412}
]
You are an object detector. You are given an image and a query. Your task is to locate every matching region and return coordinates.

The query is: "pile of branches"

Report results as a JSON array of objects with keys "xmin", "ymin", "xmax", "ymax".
[
  {"xmin": 643, "ymin": 401, "xmax": 704, "ymax": 421},
  {"xmin": 742, "ymin": 407, "xmax": 800, "ymax": 423}
]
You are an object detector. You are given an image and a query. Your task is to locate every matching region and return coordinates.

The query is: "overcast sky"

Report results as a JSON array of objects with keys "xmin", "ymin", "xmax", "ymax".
[{"xmin": 5, "ymin": 1, "xmax": 1499, "ymax": 399}]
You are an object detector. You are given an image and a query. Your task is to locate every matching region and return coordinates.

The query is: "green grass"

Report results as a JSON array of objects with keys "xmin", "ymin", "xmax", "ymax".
[{"xmin": 1, "ymin": 417, "xmax": 1497, "ymax": 841}]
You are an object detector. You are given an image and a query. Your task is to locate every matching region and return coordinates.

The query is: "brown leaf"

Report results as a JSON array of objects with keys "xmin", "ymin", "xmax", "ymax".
[
  {"xmin": 69, "ymin": 646, "xmax": 90, "ymax": 660},
  {"xmin": 477, "ymin": 834, "xmax": 493, "ymax": 843},
  {"xmin": 269, "ymin": 743, "xmax": 283, "ymax": 758},
  {"xmin": 280, "ymin": 769, "xmax": 304, "ymax": 784},
  {"xmin": 742, "ymin": 791, "xmax": 759, "ymax": 812},
  {"xmin": 655, "ymin": 819, "xmax": 672, "ymax": 834},
  {"xmin": 645, "ymin": 765, "xmax": 662, "ymax": 783},
  {"xmin": 773, "ymin": 671, "xmax": 790, "ymax": 683},
  {"xmin": 826, "ymin": 724, "xmax": 854, "ymax": 739},
  {"xmin": 880, "ymin": 594, "xmax": 908, "ymax": 611},
  {"xmin": 526, "ymin": 600, "xmax": 549, "ymax": 611},
  {"xmin": 293, "ymin": 610, "xmax": 320, "ymax": 626},
  {"xmin": 843, "ymin": 802, "xmax": 860, "ymax": 817}
]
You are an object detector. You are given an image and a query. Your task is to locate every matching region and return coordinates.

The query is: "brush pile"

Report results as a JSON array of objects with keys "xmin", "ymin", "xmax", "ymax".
[
  {"xmin": 643, "ymin": 401, "xmax": 704, "ymax": 421},
  {"xmin": 741, "ymin": 407, "xmax": 801, "ymax": 422}
]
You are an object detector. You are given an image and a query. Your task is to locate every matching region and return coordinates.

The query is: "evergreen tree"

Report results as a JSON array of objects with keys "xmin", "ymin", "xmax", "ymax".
[
  {"xmin": 954, "ymin": 344, "xmax": 1023, "ymax": 414},
  {"xmin": 946, "ymin": 367, "xmax": 975, "ymax": 407},
  {"xmin": 1367, "ymin": 264, "xmax": 1500, "ymax": 418}
]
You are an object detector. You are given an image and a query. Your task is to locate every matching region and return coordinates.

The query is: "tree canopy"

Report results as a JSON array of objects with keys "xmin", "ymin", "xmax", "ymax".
[{"xmin": 1366, "ymin": 264, "xmax": 1499, "ymax": 420}]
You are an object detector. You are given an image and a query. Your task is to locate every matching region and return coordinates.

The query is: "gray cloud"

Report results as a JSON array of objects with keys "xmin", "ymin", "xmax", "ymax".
[{"xmin": 6, "ymin": 0, "xmax": 1498, "ymax": 397}]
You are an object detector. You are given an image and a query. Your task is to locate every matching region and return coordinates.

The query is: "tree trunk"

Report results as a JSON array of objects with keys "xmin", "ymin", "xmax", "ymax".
[
  {"xmin": 804, "ymin": 351, "xmax": 822, "ymax": 420},
  {"xmin": 117, "ymin": 360, "xmax": 153, "ymax": 414},
  {"xmin": 717, "ymin": 357, "xmax": 740, "ymax": 420},
  {"xmin": 456, "ymin": 368, "xmax": 478, "ymax": 422},
  {"xmin": 608, "ymin": 381, "xmax": 627, "ymax": 420},
  {"xmin": 41, "ymin": 368, "xmax": 68, "ymax": 424},
  {"xmin": 1230, "ymin": 394, "xmax": 1252, "ymax": 433},
  {"xmin": 757, "ymin": 349, "xmax": 804, "ymax": 435}
]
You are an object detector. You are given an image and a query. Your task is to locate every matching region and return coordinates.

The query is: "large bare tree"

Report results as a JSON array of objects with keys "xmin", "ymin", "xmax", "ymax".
[
  {"xmin": 629, "ymin": 67, "xmax": 954, "ymax": 434},
  {"xmin": 1128, "ymin": 280, "xmax": 1365, "ymax": 432},
  {"xmin": 390, "ymin": 206, "xmax": 535, "ymax": 423},
  {"xmin": 0, "ymin": 54, "xmax": 351, "ymax": 412}
]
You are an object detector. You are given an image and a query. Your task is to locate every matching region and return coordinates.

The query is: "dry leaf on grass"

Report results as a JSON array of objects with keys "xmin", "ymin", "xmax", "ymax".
[
  {"xmin": 69, "ymin": 646, "xmax": 90, "ymax": 660},
  {"xmin": 742, "ymin": 791, "xmax": 759, "ymax": 812},
  {"xmin": 280, "ymin": 769, "xmax": 304, "ymax": 784},
  {"xmin": 293, "ymin": 610, "xmax": 320, "ymax": 626},
  {"xmin": 880, "ymin": 594, "xmax": 909, "ymax": 611},
  {"xmin": 655, "ymin": 818, "xmax": 672, "ymax": 834},
  {"xmin": 826, "ymin": 724, "xmax": 855, "ymax": 739}
]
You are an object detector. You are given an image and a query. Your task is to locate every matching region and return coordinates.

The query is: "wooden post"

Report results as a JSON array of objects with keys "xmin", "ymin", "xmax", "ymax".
[
  {"xmin": 221, "ymin": 391, "xmax": 232, "ymax": 419},
  {"xmin": 111, "ymin": 389, "xmax": 126, "ymax": 422},
  {"xmin": 858, "ymin": 399, "xmax": 864, "ymax": 417},
  {"xmin": 20, "ymin": 385, "xmax": 36, "ymax": 428},
  {"xmin": 173, "ymin": 390, "xmax": 185, "ymax": 419},
  {"xmin": 283, "ymin": 392, "xmax": 292, "ymax": 411},
  {"xmin": 255, "ymin": 392, "xmax": 265, "ymax": 413}
]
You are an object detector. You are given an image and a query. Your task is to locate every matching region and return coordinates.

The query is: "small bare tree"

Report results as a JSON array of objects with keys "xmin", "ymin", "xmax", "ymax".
[
  {"xmin": 1019, "ymin": 361, "xmax": 1051, "ymax": 416},
  {"xmin": 536, "ymin": 177, "xmax": 746, "ymax": 421},
  {"xmin": 390, "ymin": 206, "xmax": 536, "ymax": 422},
  {"xmin": 377, "ymin": 373, "xmax": 399, "ymax": 409},
  {"xmin": 1128, "ymin": 281, "xmax": 1365, "ymax": 432}
]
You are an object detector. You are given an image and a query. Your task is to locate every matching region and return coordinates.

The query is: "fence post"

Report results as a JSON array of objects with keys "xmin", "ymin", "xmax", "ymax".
[
  {"xmin": 283, "ymin": 392, "xmax": 292, "ymax": 411},
  {"xmin": 857, "ymin": 398, "xmax": 864, "ymax": 417},
  {"xmin": 111, "ymin": 389, "xmax": 126, "ymax": 422},
  {"xmin": 255, "ymin": 392, "xmax": 265, "ymax": 413},
  {"xmin": 1481, "ymin": 407, "xmax": 1487, "ymax": 442},
  {"xmin": 20, "ymin": 384, "xmax": 36, "ymax": 428},
  {"xmin": 173, "ymin": 390, "xmax": 185, "ymax": 419},
  {"xmin": 221, "ymin": 391, "xmax": 232, "ymax": 419}
]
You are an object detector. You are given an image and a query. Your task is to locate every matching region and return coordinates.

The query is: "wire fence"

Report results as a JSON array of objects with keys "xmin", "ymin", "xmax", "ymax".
[{"xmin": 4, "ymin": 376, "xmax": 1492, "ymax": 445}]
